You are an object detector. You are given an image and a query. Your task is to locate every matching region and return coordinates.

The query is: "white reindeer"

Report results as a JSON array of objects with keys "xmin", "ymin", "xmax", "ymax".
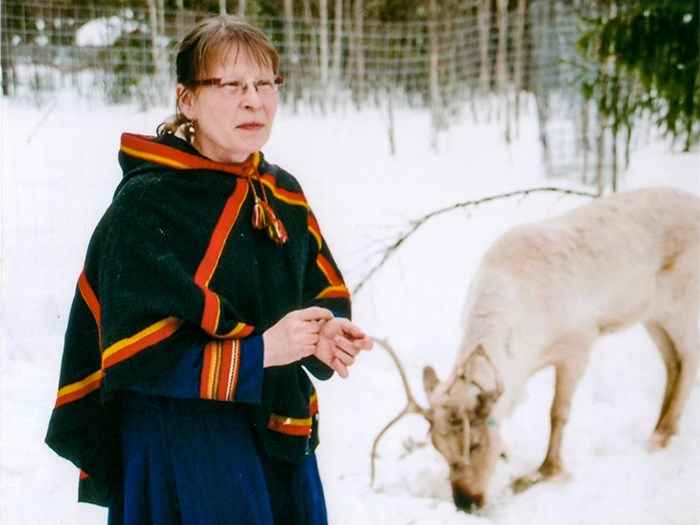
[{"xmin": 371, "ymin": 186, "xmax": 700, "ymax": 511}]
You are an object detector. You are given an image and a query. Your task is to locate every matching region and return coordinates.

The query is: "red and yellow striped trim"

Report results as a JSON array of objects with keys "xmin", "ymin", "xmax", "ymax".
[
  {"xmin": 78, "ymin": 271, "xmax": 101, "ymax": 328},
  {"xmin": 315, "ymin": 254, "xmax": 350, "ymax": 299},
  {"xmin": 307, "ymin": 214, "xmax": 323, "ymax": 250},
  {"xmin": 77, "ymin": 269, "xmax": 104, "ymax": 364},
  {"xmin": 120, "ymin": 134, "xmax": 260, "ymax": 178},
  {"xmin": 316, "ymin": 254, "xmax": 343, "ymax": 285},
  {"xmin": 102, "ymin": 316, "xmax": 183, "ymax": 370},
  {"xmin": 200, "ymin": 339, "xmax": 241, "ymax": 401},
  {"xmin": 267, "ymin": 393, "xmax": 319, "ymax": 437},
  {"xmin": 259, "ymin": 174, "xmax": 309, "ymax": 208},
  {"xmin": 54, "ymin": 273, "xmax": 104, "ymax": 408},
  {"xmin": 55, "ymin": 316, "xmax": 184, "ymax": 408},
  {"xmin": 193, "ymin": 181, "xmax": 253, "ymax": 337},
  {"xmin": 54, "ymin": 369, "xmax": 102, "ymax": 408},
  {"xmin": 315, "ymin": 285, "xmax": 351, "ymax": 299}
]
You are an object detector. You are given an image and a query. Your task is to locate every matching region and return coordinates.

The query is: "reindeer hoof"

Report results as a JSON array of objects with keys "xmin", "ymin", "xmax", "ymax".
[
  {"xmin": 511, "ymin": 473, "xmax": 543, "ymax": 494},
  {"xmin": 647, "ymin": 432, "xmax": 672, "ymax": 451},
  {"xmin": 512, "ymin": 466, "xmax": 569, "ymax": 494}
]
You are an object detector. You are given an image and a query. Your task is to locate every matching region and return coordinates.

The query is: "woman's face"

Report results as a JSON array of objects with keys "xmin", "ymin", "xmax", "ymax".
[{"xmin": 178, "ymin": 45, "xmax": 278, "ymax": 164}]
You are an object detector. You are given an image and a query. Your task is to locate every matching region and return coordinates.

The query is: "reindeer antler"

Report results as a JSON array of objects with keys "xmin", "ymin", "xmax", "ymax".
[{"xmin": 370, "ymin": 337, "xmax": 429, "ymax": 485}]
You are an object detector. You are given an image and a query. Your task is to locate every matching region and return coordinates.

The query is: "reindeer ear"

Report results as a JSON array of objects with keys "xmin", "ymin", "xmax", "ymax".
[{"xmin": 423, "ymin": 366, "xmax": 440, "ymax": 394}]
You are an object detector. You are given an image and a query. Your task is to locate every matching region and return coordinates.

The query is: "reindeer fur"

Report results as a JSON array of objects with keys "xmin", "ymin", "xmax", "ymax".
[{"xmin": 421, "ymin": 186, "xmax": 700, "ymax": 510}]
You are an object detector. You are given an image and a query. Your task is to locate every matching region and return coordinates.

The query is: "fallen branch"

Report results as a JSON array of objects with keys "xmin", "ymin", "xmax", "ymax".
[{"xmin": 352, "ymin": 186, "xmax": 598, "ymax": 294}]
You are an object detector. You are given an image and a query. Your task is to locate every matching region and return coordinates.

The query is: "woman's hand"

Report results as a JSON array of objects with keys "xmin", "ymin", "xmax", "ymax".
[
  {"xmin": 314, "ymin": 317, "xmax": 373, "ymax": 378},
  {"xmin": 262, "ymin": 307, "xmax": 333, "ymax": 368},
  {"xmin": 262, "ymin": 307, "xmax": 373, "ymax": 377}
]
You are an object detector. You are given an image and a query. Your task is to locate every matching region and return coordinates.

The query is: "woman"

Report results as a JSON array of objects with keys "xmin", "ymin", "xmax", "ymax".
[{"xmin": 46, "ymin": 15, "xmax": 372, "ymax": 525}]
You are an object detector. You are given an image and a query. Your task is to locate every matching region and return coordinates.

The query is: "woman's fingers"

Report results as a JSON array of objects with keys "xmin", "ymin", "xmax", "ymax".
[
  {"xmin": 263, "ymin": 309, "xmax": 372, "ymax": 373},
  {"xmin": 296, "ymin": 306, "xmax": 334, "ymax": 322}
]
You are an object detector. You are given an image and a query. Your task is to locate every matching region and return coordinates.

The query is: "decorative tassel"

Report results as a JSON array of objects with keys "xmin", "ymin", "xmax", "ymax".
[
  {"xmin": 252, "ymin": 198, "xmax": 266, "ymax": 230},
  {"xmin": 268, "ymin": 218, "xmax": 289, "ymax": 245},
  {"xmin": 247, "ymin": 174, "xmax": 288, "ymax": 245}
]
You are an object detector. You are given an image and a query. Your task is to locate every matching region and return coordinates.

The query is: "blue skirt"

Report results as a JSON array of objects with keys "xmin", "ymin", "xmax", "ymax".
[{"xmin": 108, "ymin": 392, "xmax": 328, "ymax": 525}]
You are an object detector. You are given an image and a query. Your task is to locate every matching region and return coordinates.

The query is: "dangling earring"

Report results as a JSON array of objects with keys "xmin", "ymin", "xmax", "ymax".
[{"xmin": 187, "ymin": 120, "xmax": 196, "ymax": 144}]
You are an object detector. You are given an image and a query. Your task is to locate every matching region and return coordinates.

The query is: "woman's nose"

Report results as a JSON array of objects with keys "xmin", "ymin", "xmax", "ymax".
[{"xmin": 240, "ymin": 88, "xmax": 263, "ymax": 109}]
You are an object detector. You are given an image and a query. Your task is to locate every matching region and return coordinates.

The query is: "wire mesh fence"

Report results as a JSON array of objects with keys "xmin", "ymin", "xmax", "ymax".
[{"xmin": 2, "ymin": 0, "xmax": 606, "ymax": 180}]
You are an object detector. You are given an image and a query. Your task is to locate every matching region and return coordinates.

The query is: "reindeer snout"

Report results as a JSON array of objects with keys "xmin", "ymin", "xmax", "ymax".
[{"xmin": 452, "ymin": 483, "xmax": 484, "ymax": 512}]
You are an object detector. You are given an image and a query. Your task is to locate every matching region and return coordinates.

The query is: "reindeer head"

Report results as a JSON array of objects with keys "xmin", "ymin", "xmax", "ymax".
[
  {"xmin": 370, "ymin": 339, "xmax": 503, "ymax": 513},
  {"xmin": 422, "ymin": 354, "xmax": 502, "ymax": 511}
]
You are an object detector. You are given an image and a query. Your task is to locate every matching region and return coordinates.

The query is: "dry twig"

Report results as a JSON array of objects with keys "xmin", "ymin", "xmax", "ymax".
[{"xmin": 353, "ymin": 186, "xmax": 597, "ymax": 294}]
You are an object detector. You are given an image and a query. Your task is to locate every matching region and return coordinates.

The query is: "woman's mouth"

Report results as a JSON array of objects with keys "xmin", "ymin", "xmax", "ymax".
[{"xmin": 237, "ymin": 122, "xmax": 264, "ymax": 131}]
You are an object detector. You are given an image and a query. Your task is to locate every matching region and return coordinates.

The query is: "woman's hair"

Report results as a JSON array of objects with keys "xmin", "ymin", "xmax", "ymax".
[{"xmin": 158, "ymin": 16, "xmax": 280, "ymax": 139}]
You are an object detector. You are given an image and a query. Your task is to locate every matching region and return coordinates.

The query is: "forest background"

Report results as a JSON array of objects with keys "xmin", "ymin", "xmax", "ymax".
[
  {"xmin": 3, "ymin": 0, "xmax": 698, "ymax": 193},
  {"xmin": 2, "ymin": 1, "xmax": 699, "ymax": 523}
]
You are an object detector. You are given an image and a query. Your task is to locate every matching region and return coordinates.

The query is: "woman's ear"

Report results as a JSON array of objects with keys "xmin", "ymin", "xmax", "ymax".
[{"xmin": 176, "ymin": 84, "xmax": 196, "ymax": 120}]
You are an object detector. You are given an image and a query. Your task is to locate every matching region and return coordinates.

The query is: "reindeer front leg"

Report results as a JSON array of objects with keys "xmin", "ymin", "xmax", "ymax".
[{"xmin": 513, "ymin": 334, "xmax": 593, "ymax": 493}]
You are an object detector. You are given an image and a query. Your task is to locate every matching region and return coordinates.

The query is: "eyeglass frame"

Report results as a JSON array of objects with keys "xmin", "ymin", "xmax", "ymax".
[{"xmin": 192, "ymin": 76, "xmax": 285, "ymax": 96}]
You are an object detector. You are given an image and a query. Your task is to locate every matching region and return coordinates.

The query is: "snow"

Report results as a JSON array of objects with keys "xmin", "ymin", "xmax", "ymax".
[
  {"xmin": 75, "ymin": 11, "xmax": 142, "ymax": 47},
  {"xmin": 1, "ymin": 93, "xmax": 699, "ymax": 525}
]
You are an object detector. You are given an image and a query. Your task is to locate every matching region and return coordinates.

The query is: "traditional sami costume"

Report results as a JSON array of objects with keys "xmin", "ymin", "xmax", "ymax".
[{"xmin": 45, "ymin": 133, "xmax": 352, "ymax": 524}]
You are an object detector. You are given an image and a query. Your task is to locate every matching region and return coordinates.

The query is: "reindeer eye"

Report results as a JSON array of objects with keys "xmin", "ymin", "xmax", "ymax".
[{"xmin": 469, "ymin": 442, "xmax": 482, "ymax": 453}]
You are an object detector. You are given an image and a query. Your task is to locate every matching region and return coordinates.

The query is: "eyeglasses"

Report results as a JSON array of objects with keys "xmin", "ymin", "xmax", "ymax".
[{"xmin": 193, "ymin": 76, "xmax": 284, "ymax": 96}]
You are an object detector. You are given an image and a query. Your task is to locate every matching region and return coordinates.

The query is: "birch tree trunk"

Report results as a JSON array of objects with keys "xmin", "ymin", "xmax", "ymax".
[
  {"xmin": 595, "ymin": 106, "xmax": 606, "ymax": 195},
  {"xmin": 147, "ymin": 0, "xmax": 168, "ymax": 106},
  {"xmin": 302, "ymin": 0, "xmax": 320, "ymax": 107},
  {"xmin": 283, "ymin": 0, "xmax": 299, "ymax": 110},
  {"xmin": 428, "ymin": 0, "xmax": 442, "ymax": 151},
  {"xmin": 495, "ymin": 0, "xmax": 510, "ymax": 141},
  {"xmin": 331, "ymin": 0, "xmax": 343, "ymax": 107},
  {"xmin": 513, "ymin": 0, "xmax": 527, "ymax": 137},
  {"xmin": 343, "ymin": 0, "xmax": 354, "ymax": 89},
  {"xmin": 581, "ymin": 100, "xmax": 591, "ymax": 184},
  {"xmin": 477, "ymin": 0, "xmax": 492, "ymax": 99},
  {"xmin": 219, "ymin": 0, "xmax": 227, "ymax": 15},
  {"xmin": 175, "ymin": 0, "xmax": 185, "ymax": 40},
  {"xmin": 237, "ymin": 0, "xmax": 246, "ymax": 16},
  {"xmin": 319, "ymin": 0, "xmax": 329, "ymax": 85},
  {"xmin": 1, "ymin": 0, "xmax": 15, "ymax": 96},
  {"xmin": 157, "ymin": 0, "xmax": 165, "ymax": 37},
  {"xmin": 352, "ymin": 0, "xmax": 365, "ymax": 107},
  {"xmin": 317, "ymin": 0, "xmax": 329, "ymax": 113}
]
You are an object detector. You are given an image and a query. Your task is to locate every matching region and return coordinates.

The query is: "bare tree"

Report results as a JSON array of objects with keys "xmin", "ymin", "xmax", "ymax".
[
  {"xmin": 477, "ymin": 0, "xmax": 492, "ymax": 99},
  {"xmin": 1, "ymin": 0, "xmax": 16, "ymax": 96},
  {"xmin": 283, "ymin": 0, "xmax": 299, "ymax": 110},
  {"xmin": 495, "ymin": 0, "xmax": 510, "ymax": 141},
  {"xmin": 428, "ymin": 0, "xmax": 442, "ymax": 151},
  {"xmin": 319, "ymin": 0, "xmax": 329, "ymax": 84},
  {"xmin": 513, "ymin": 0, "xmax": 527, "ymax": 137},
  {"xmin": 174, "ymin": 0, "xmax": 185, "ymax": 38},
  {"xmin": 330, "ymin": 0, "xmax": 343, "ymax": 106},
  {"xmin": 301, "ymin": 0, "xmax": 321, "ymax": 108},
  {"xmin": 352, "ymin": 0, "xmax": 365, "ymax": 107},
  {"xmin": 147, "ymin": 0, "xmax": 169, "ymax": 105}
]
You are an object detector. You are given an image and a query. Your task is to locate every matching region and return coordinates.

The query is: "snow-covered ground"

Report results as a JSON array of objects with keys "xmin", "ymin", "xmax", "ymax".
[{"xmin": 1, "ymin": 94, "xmax": 699, "ymax": 524}]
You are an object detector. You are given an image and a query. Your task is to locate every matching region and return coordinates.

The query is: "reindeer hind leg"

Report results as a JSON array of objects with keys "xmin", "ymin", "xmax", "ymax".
[{"xmin": 644, "ymin": 318, "xmax": 700, "ymax": 450}]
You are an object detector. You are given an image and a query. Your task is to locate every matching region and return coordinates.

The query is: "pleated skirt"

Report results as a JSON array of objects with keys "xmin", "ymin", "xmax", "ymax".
[{"xmin": 107, "ymin": 392, "xmax": 328, "ymax": 525}]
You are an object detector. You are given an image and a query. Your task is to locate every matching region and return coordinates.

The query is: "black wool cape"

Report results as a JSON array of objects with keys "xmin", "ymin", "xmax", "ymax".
[{"xmin": 45, "ymin": 133, "xmax": 352, "ymax": 506}]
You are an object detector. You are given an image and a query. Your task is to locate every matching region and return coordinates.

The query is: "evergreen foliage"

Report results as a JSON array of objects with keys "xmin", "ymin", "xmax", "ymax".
[{"xmin": 578, "ymin": 0, "xmax": 699, "ymax": 152}]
